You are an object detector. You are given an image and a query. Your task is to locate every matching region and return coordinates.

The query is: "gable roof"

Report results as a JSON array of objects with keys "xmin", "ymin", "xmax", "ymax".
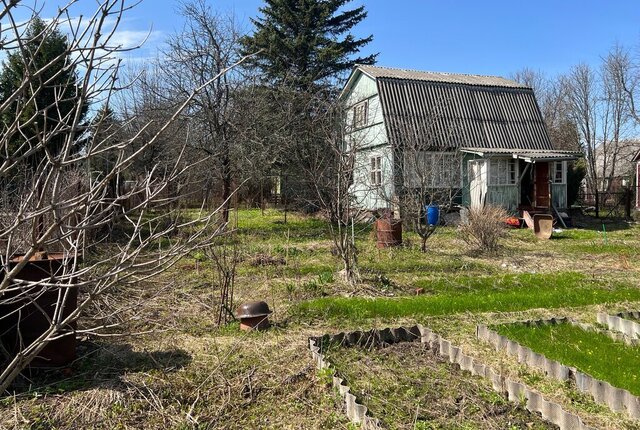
[{"xmin": 350, "ymin": 65, "xmax": 553, "ymax": 151}]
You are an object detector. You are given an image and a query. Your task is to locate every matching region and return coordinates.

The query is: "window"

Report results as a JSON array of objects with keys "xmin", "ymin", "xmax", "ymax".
[
  {"xmin": 553, "ymin": 161, "xmax": 565, "ymax": 184},
  {"xmin": 489, "ymin": 158, "xmax": 517, "ymax": 185},
  {"xmin": 404, "ymin": 152, "xmax": 461, "ymax": 188},
  {"xmin": 370, "ymin": 156, "xmax": 382, "ymax": 186},
  {"xmin": 353, "ymin": 101, "xmax": 368, "ymax": 128}
]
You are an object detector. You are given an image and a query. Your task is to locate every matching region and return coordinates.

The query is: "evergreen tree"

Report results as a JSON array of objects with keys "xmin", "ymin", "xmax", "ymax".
[
  {"xmin": 0, "ymin": 16, "xmax": 86, "ymax": 164},
  {"xmin": 240, "ymin": 0, "xmax": 377, "ymax": 91}
]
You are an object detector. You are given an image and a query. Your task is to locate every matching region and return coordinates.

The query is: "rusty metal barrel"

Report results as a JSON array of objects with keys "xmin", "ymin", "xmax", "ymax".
[
  {"xmin": 0, "ymin": 253, "xmax": 78, "ymax": 367},
  {"xmin": 375, "ymin": 218, "xmax": 402, "ymax": 248}
]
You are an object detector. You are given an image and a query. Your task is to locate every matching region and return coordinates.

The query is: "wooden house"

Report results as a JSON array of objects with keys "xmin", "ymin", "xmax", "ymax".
[{"xmin": 341, "ymin": 65, "xmax": 579, "ymax": 214}]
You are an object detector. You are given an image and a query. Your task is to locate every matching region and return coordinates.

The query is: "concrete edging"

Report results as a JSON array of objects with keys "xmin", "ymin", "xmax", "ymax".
[
  {"xmin": 477, "ymin": 318, "xmax": 640, "ymax": 419},
  {"xmin": 597, "ymin": 311, "xmax": 640, "ymax": 340},
  {"xmin": 309, "ymin": 324, "xmax": 594, "ymax": 430}
]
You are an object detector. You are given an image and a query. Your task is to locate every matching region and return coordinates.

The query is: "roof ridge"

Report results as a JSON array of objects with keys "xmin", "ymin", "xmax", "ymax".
[
  {"xmin": 357, "ymin": 64, "xmax": 509, "ymax": 80},
  {"xmin": 355, "ymin": 64, "xmax": 528, "ymax": 89}
]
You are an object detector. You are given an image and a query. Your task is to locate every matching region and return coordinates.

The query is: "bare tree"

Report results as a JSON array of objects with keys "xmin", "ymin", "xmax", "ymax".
[
  {"xmin": 397, "ymin": 145, "xmax": 463, "ymax": 251},
  {"xmin": 0, "ymin": 1, "xmax": 251, "ymax": 392},
  {"xmin": 159, "ymin": 0, "xmax": 244, "ymax": 223},
  {"xmin": 564, "ymin": 46, "xmax": 635, "ymax": 215}
]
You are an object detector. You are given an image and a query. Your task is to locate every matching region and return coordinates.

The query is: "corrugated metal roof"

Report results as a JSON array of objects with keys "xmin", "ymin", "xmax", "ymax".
[
  {"xmin": 359, "ymin": 65, "xmax": 554, "ymax": 151},
  {"xmin": 358, "ymin": 65, "xmax": 528, "ymax": 88},
  {"xmin": 460, "ymin": 148, "xmax": 580, "ymax": 161}
]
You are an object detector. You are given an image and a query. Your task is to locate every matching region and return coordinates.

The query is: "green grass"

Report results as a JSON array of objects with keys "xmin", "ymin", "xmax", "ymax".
[
  {"xmin": 493, "ymin": 322, "xmax": 640, "ymax": 396},
  {"xmin": 291, "ymin": 272, "xmax": 640, "ymax": 323}
]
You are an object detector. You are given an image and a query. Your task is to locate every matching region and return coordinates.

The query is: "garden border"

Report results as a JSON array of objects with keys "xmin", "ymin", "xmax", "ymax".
[
  {"xmin": 598, "ymin": 311, "xmax": 640, "ymax": 340},
  {"xmin": 309, "ymin": 324, "xmax": 594, "ymax": 430},
  {"xmin": 477, "ymin": 317, "xmax": 640, "ymax": 419}
]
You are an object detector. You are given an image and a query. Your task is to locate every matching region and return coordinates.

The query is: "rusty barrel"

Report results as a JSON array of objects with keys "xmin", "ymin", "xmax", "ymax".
[
  {"xmin": 375, "ymin": 218, "xmax": 402, "ymax": 248},
  {"xmin": 0, "ymin": 253, "xmax": 78, "ymax": 367}
]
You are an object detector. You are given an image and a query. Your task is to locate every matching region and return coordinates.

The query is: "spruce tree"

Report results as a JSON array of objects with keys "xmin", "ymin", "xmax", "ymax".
[
  {"xmin": 240, "ymin": 0, "xmax": 377, "ymax": 91},
  {"xmin": 0, "ymin": 17, "xmax": 86, "ymax": 164}
]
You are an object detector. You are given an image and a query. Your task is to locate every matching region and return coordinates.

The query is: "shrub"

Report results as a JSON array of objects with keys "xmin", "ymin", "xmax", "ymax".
[{"xmin": 457, "ymin": 205, "xmax": 507, "ymax": 252}]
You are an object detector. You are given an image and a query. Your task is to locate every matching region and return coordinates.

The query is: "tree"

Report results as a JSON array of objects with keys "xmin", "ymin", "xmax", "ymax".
[
  {"xmin": 240, "ymin": 0, "xmax": 377, "ymax": 92},
  {"xmin": 159, "ymin": 0, "xmax": 243, "ymax": 223},
  {"xmin": 239, "ymin": 0, "xmax": 376, "ymax": 209},
  {"xmin": 0, "ymin": 1, "xmax": 249, "ymax": 392},
  {"xmin": 0, "ymin": 16, "xmax": 87, "ymax": 165},
  {"xmin": 564, "ymin": 46, "xmax": 635, "ymax": 215}
]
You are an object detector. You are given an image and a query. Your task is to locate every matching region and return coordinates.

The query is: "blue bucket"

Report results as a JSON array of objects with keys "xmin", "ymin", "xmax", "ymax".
[{"xmin": 426, "ymin": 205, "xmax": 440, "ymax": 226}]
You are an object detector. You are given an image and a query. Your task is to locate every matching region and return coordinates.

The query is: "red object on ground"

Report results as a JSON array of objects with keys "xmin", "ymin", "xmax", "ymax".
[{"xmin": 505, "ymin": 217, "xmax": 522, "ymax": 228}]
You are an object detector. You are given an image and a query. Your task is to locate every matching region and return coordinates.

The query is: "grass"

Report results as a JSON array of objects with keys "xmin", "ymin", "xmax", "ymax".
[
  {"xmin": 4, "ymin": 208, "xmax": 640, "ymax": 429},
  {"xmin": 493, "ymin": 322, "xmax": 640, "ymax": 396},
  {"xmin": 291, "ymin": 272, "xmax": 640, "ymax": 323},
  {"xmin": 325, "ymin": 342, "xmax": 554, "ymax": 429}
]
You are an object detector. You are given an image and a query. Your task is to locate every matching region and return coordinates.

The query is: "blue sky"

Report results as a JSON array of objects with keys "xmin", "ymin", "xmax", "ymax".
[{"xmin": 6, "ymin": 1, "xmax": 640, "ymax": 78}]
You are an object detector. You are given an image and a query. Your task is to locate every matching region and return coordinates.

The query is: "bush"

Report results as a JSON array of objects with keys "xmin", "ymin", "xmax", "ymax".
[{"xmin": 457, "ymin": 205, "xmax": 507, "ymax": 252}]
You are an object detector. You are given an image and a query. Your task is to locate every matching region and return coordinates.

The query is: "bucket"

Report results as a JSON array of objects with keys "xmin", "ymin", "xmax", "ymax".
[
  {"xmin": 426, "ymin": 205, "xmax": 440, "ymax": 226},
  {"xmin": 375, "ymin": 219, "xmax": 402, "ymax": 248},
  {"xmin": 0, "ymin": 253, "xmax": 78, "ymax": 367}
]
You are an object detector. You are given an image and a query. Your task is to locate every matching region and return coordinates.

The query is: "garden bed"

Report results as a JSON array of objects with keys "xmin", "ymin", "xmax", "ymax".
[
  {"xmin": 325, "ymin": 342, "xmax": 556, "ymax": 429},
  {"xmin": 310, "ymin": 325, "xmax": 593, "ymax": 430},
  {"xmin": 479, "ymin": 319, "xmax": 640, "ymax": 418}
]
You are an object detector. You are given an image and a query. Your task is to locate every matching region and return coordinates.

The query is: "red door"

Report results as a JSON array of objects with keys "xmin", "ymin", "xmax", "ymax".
[{"xmin": 535, "ymin": 162, "xmax": 550, "ymax": 208}]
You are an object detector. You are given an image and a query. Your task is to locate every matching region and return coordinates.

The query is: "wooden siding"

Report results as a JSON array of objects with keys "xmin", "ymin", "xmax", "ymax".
[
  {"xmin": 552, "ymin": 183, "xmax": 567, "ymax": 209},
  {"xmin": 486, "ymin": 185, "xmax": 519, "ymax": 211}
]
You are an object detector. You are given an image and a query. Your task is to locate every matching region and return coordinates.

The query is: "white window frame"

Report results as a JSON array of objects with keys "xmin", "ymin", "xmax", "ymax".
[
  {"xmin": 552, "ymin": 161, "xmax": 566, "ymax": 184},
  {"xmin": 489, "ymin": 158, "xmax": 518, "ymax": 186},
  {"xmin": 430, "ymin": 152, "xmax": 463, "ymax": 188},
  {"xmin": 353, "ymin": 100, "xmax": 368, "ymax": 128},
  {"xmin": 404, "ymin": 151, "xmax": 462, "ymax": 189},
  {"xmin": 370, "ymin": 155, "xmax": 382, "ymax": 187}
]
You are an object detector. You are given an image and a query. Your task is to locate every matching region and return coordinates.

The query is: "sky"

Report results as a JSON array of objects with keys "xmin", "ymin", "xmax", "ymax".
[{"xmin": 4, "ymin": 0, "xmax": 640, "ymax": 79}]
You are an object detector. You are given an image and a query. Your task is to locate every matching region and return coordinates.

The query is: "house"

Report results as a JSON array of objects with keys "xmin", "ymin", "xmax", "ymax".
[
  {"xmin": 591, "ymin": 139, "xmax": 640, "ymax": 194},
  {"xmin": 341, "ymin": 65, "xmax": 580, "ymax": 214}
]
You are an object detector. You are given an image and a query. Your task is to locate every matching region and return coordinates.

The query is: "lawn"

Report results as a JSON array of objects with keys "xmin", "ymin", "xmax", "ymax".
[
  {"xmin": 292, "ymin": 272, "xmax": 640, "ymax": 323},
  {"xmin": 493, "ymin": 321, "xmax": 640, "ymax": 396},
  {"xmin": 2, "ymin": 208, "xmax": 640, "ymax": 429}
]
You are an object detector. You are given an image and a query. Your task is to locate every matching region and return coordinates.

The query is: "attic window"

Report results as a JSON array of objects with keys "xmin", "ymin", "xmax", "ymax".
[{"xmin": 353, "ymin": 101, "xmax": 368, "ymax": 128}]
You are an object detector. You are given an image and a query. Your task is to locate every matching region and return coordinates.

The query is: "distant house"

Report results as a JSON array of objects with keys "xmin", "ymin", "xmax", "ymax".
[
  {"xmin": 340, "ymin": 65, "xmax": 579, "ymax": 213},
  {"xmin": 591, "ymin": 140, "xmax": 640, "ymax": 194}
]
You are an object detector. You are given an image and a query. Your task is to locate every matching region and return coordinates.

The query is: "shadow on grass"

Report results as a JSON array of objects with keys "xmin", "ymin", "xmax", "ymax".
[{"xmin": 7, "ymin": 341, "xmax": 192, "ymax": 395}]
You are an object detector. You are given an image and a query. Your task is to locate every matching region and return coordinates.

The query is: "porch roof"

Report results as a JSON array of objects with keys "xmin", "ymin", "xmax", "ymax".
[{"xmin": 460, "ymin": 147, "xmax": 581, "ymax": 162}]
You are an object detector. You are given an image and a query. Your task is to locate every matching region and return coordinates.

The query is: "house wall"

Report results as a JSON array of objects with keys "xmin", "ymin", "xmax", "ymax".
[
  {"xmin": 344, "ymin": 71, "xmax": 393, "ymax": 211},
  {"xmin": 462, "ymin": 154, "xmax": 519, "ymax": 211},
  {"xmin": 351, "ymin": 145, "xmax": 394, "ymax": 211},
  {"xmin": 551, "ymin": 184, "xmax": 567, "ymax": 209}
]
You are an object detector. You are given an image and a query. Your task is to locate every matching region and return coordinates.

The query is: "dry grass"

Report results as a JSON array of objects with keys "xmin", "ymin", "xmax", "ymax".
[{"xmin": 2, "ymin": 209, "xmax": 640, "ymax": 429}]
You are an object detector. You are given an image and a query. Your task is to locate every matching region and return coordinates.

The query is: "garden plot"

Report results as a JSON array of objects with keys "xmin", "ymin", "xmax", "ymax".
[
  {"xmin": 324, "ymin": 342, "xmax": 556, "ymax": 430},
  {"xmin": 480, "ymin": 319, "xmax": 640, "ymax": 418}
]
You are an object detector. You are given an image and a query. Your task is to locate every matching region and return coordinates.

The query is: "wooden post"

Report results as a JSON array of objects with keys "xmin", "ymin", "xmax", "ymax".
[{"xmin": 625, "ymin": 188, "xmax": 632, "ymax": 219}]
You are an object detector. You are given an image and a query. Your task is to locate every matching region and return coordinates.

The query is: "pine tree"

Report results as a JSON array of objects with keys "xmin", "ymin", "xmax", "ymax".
[
  {"xmin": 0, "ymin": 17, "xmax": 86, "ymax": 164},
  {"xmin": 240, "ymin": 0, "xmax": 377, "ymax": 91}
]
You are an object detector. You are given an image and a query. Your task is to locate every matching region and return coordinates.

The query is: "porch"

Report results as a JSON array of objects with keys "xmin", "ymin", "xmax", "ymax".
[{"xmin": 462, "ymin": 148, "xmax": 580, "ymax": 214}]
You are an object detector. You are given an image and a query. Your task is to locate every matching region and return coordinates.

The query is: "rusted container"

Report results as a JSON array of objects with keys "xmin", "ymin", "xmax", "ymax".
[
  {"xmin": 236, "ymin": 301, "xmax": 272, "ymax": 331},
  {"xmin": 375, "ymin": 218, "xmax": 402, "ymax": 248},
  {"xmin": 0, "ymin": 252, "xmax": 78, "ymax": 367}
]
